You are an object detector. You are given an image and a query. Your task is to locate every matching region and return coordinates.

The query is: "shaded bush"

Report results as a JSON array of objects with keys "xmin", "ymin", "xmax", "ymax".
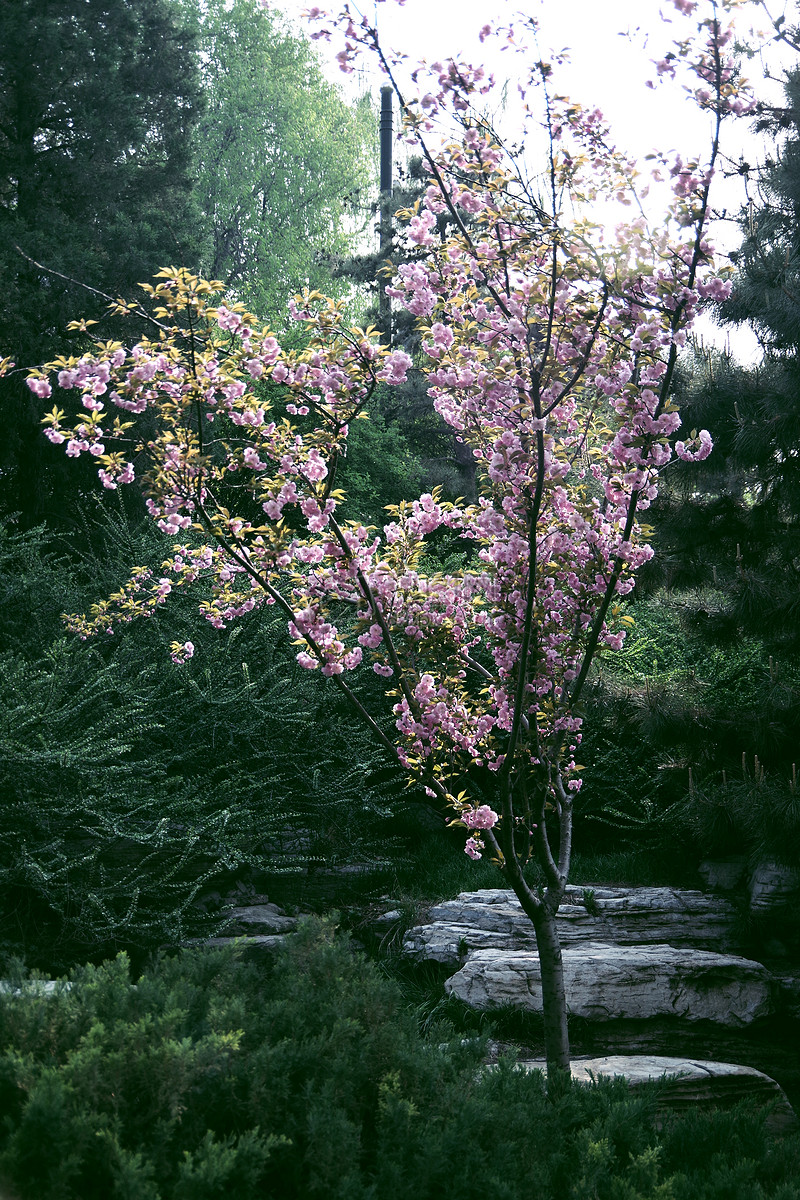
[
  {"xmin": 0, "ymin": 922, "xmax": 798, "ymax": 1199},
  {"xmin": 0, "ymin": 513, "xmax": 412, "ymax": 971},
  {"xmin": 574, "ymin": 594, "xmax": 800, "ymax": 867}
]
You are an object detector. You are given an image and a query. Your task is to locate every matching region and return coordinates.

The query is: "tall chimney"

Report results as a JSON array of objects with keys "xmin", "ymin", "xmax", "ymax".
[
  {"xmin": 378, "ymin": 85, "xmax": 393, "ymax": 342},
  {"xmin": 379, "ymin": 84, "xmax": 393, "ymax": 194}
]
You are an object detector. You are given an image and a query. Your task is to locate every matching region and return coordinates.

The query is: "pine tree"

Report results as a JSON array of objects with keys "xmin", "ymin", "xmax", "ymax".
[
  {"xmin": 627, "ymin": 66, "xmax": 800, "ymax": 802},
  {"xmin": 0, "ymin": 0, "xmax": 204, "ymax": 526}
]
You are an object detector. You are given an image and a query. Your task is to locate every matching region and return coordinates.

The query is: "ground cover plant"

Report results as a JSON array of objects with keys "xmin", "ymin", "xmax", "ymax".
[
  {"xmin": 4, "ymin": 0, "xmax": 757, "ymax": 1074},
  {"xmin": 0, "ymin": 921, "xmax": 798, "ymax": 1200}
]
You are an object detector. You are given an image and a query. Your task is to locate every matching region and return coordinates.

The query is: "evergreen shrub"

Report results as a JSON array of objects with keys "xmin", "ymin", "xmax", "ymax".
[
  {"xmin": 0, "ymin": 921, "xmax": 797, "ymax": 1200},
  {"xmin": 0, "ymin": 514, "xmax": 411, "ymax": 971},
  {"xmin": 574, "ymin": 593, "xmax": 800, "ymax": 869}
]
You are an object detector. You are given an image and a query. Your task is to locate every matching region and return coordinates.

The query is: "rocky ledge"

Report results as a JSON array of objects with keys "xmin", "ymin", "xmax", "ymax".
[
  {"xmin": 512, "ymin": 1055, "xmax": 798, "ymax": 1134},
  {"xmin": 403, "ymin": 886, "xmax": 742, "ymax": 966},
  {"xmin": 444, "ymin": 942, "xmax": 773, "ymax": 1025}
]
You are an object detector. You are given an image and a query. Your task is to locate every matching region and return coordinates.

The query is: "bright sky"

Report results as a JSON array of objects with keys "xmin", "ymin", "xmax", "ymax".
[
  {"xmin": 274, "ymin": 0, "xmax": 794, "ymax": 360},
  {"xmin": 275, "ymin": 0, "xmax": 780, "ymax": 156}
]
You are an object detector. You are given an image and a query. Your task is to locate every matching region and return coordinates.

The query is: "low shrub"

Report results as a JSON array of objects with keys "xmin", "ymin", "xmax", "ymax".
[{"xmin": 0, "ymin": 920, "xmax": 797, "ymax": 1199}]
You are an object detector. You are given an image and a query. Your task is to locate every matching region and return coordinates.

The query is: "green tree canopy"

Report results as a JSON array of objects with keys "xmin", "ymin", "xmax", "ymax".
[
  {"xmin": 0, "ymin": 0, "xmax": 204, "ymax": 525},
  {"xmin": 182, "ymin": 0, "xmax": 375, "ymax": 325}
]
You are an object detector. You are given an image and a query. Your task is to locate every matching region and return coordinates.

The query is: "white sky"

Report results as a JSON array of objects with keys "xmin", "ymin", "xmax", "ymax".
[{"xmin": 274, "ymin": 0, "xmax": 795, "ymax": 360}]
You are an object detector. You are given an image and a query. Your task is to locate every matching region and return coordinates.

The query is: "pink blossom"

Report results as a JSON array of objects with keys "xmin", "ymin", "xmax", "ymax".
[
  {"xmin": 27, "ymin": 377, "xmax": 52, "ymax": 399},
  {"xmin": 675, "ymin": 429, "xmax": 713, "ymax": 462},
  {"xmin": 462, "ymin": 805, "xmax": 499, "ymax": 830},
  {"xmin": 321, "ymin": 661, "xmax": 345, "ymax": 676},
  {"xmin": 359, "ymin": 624, "xmax": 383, "ymax": 649},
  {"xmin": 380, "ymin": 349, "xmax": 413, "ymax": 384},
  {"xmin": 170, "ymin": 640, "xmax": 195, "ymax": 665}
]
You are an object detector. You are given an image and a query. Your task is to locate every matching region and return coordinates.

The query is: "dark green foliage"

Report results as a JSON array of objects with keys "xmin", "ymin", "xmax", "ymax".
[
  {"xmin": 572, "ymin": 594, "xmax": 800, "ymax": 867},
  {"xmin": 0, "ymin": 0, "xmax": 204, "ymax": 526},
  {"xmin": 0, "ymin": 512, "xmax": 411, "ymax": 970},
  {"xmin": 643, "ymin": 66, "xmax": 800, "ymax": 648},
  {"xmin": 626, "ymin": 67, "xmax": 800, "ymax": 864},
  {"xmin": 335, "ymin": 407, "xmax": 425, "ymax": 526},
  {"xmin": 645, "ymin": 342, "xmax": 800, "ymax": 653},
  {"xmin": 0, "ymin": 925, "xmax": 797, "ymax": 1200},
  {"xmin": 600, "ymin": 65, "xmax": 800, "ymax": 880},
  {"xmin": 665, "ymin": 773, "xmax": 800, "ymax": 867}
]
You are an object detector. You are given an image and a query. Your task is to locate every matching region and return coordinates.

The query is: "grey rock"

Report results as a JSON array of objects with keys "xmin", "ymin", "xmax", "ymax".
[
  {"xmin": 404, "ymin": 886, "xmax": 741, "ymax": 966},
  {"xmin": 373, "ymin": 909, "xmax": 402, "ymax": 926},
  {"xmin": 222, "ymin": 903, "xmax": 299, "ymax": 936},
  {"xmin": 749, "ymin": 862, "xmax": 800, "ymax": 912},
  {"xmin": 698, "ymin": 858, "xmax": 748, "ymax": 892},
  {"xmin": 444, "ymin": 942, "xmax": 773, "ymax": 1026},
  {"xmin": 775, "ymin": 972, "xmax": 800, "ymax": 1019},
  {"xmin": 513, "ymin": 1055, "xmax": 797, "ymax": 1133}
]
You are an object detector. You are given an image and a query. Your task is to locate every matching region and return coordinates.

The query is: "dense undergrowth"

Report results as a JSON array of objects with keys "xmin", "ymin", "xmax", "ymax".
[
  {"xmin": 0, "ymin": 920, "xmax": 798, "ymax": 1200},
  {"xmin": 0, "ymin": 511, "xmax": 414, "ymax": 973},
  {"xmin": 2, "ymin": 508, "xmax": 800, "ymax": 1196}
]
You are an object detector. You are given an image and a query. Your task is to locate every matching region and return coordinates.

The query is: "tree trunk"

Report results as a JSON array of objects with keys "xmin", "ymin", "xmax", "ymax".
[
  {"xmin": 504, "ymin": 866, "xmax": 571, "ymax": 1084},
  {"xmin": 533, "ymin": 901, "xmax": 571, "ymax": 1081}
]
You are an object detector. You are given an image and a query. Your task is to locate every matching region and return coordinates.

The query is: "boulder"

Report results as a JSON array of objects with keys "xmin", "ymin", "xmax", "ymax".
[
  {"xmin": 444, "ymin": 942, "xmax": 773, "ymax": 1026},
  {"xmin": 404, "ymin": 886, "xmax": 741, "ymax": 966},
  {"xmin": 698, "ymin": 858, "xmax": 748, "ymax": 892},
  {"xmin": 222, "ymin": 902, "xmax": 299, "ymax": 936},
  {"xmin": 749, "ymin": 863, "xmax": 800, "ymax": 913},
  {"xmin": 775, "ymin": 971, "xmax": 800, "ymax": 1019},
  {"xmin": 200, "ymin": 901, "xmax": 308, "ymax": 956},
  {"xmin": 513, "ymin": 1055, "xmax": 798, "ymax": 1134}
]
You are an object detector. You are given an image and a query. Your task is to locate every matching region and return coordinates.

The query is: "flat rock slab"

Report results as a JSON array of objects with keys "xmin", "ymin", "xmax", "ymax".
[
  {"xmin": 514, "ymin": 1055, "xmax": 798, "ymax": 1133},
  {"xmin": 444, "ymin": 943, "xmax": 772, "ymax": 1026},
  {"xmin": 404, "ymin": 887, "xmax": 741, "ymax": 966},
  {"xmin": 222, "ymin": 903, "xmax": 300, "ymax": 936},
  {"xmin": 749, "ymin": 863, "xmax": 800, "ymax": 912}
]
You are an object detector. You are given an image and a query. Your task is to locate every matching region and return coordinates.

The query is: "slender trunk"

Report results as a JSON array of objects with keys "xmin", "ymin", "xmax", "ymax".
[
  {"xmin": 532, "ymin": 902, "xmax": 571, "ymax": 1081},
  {"xmin": 502, "ymin": 859, "xmax": 571, "ymax": 1083}
]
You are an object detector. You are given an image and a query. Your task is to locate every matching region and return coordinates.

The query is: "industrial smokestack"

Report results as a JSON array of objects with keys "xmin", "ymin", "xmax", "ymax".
[
  {"xmin": 379, "ymin": 85, "xmax": 393, "ymax": 195},
  {"xmin": 378, "ymin": 85, "xmax": 394, "ymax": 342}
]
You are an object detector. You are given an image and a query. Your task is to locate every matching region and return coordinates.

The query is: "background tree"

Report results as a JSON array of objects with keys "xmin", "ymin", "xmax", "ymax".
[
  {"xmin": 634, "ymin": 55, "xmax": 800, "ymax": 821},
  {"xmin": 0, "ymin": 0, "xmax": 205, "ymax": 527},
  {"xmin": 179, "ymin": 0, "xmax": 375, "ymax": 327},
  {"xmin": 335, "ymin": 152, "xmax": 479, "ymax": 505}
]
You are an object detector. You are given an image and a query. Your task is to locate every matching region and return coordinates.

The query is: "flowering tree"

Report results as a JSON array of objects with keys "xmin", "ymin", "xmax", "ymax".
[{"xmin": 13, "ymin": 0, "xmax": 752, "ymax": 1075}]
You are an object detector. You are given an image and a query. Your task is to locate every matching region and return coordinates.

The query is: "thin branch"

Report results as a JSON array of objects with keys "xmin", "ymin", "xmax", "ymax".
[{"xmin": 12, "ymin": 245, "xmax": 168, "ymax": 336}]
